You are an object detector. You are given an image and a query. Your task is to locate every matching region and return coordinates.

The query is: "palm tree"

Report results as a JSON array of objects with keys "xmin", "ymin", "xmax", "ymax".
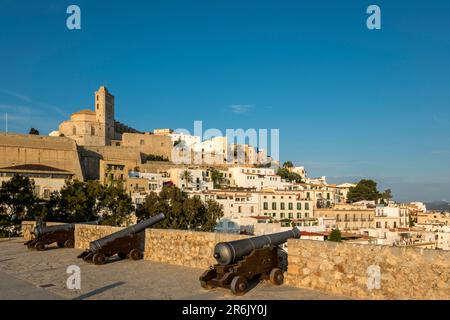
[
  {"xmin": 180, "ymin": 170, "xmax": 192, "ymax": 189},
  {"xmin": 210, "ymin": 169, "xmax": 222, "ymax": 189}
]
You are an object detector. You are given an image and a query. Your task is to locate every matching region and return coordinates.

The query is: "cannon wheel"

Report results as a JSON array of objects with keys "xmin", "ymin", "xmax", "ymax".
[
  {"xmin": 231, "ymin": 276, "xmax": 248, "ymax": 295},
  {"xmin": 200, "ymin": 281, "xmax": 213, "ymax": 290},
  {"xmin": 35, "ymin": 241, "xmax": 46, "ymax": 251},
  {"xmin": 117, "ymin": 252, "xmax": 127, "ymax": 259},
  {"xmin": 270, "ymin": 268, "xmax": 284, "ymax": 286},
  {"xmin": 129, "ymin": 249, "xmax": 143, "ymax": 261},
  {"xmin": 64, "ymin": 240, "xmax": 75, "ymax": 248},
  {"xmin": 57, "ymin": 242, "xmax": 65, "ymax": 248},
  {"xmin": 93, "ymin": 253, "xmax": 106, "ymax": 265}
]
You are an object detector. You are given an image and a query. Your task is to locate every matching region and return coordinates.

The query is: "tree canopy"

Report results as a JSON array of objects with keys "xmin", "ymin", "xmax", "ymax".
[
  {"xmin": 29, "ymin": 128, "xmax": 40, "ymax": 135},
  {"xmin": 283, "ymin": 161, "xmax": 294, "ymax": 168},
  {"xmin": 136, "ymin": 185, "xmax": 223, "ymax": 231},
  {"xmin": 346, "ymin": 179, "xmax": 381, "ymax": 203},
  {"xmin": 328, "ymin": 229, "xmax": 342, "ymax": 242},
  {"xmin": 276, "ymin": 168, "xmax": 303, "ymax": 183}
]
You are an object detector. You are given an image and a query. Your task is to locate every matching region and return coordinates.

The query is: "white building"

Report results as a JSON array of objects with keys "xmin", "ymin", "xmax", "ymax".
[
  {"xmin": 170, "ymin": 132, "xmax": 201, "ymax": 147},
  {"xmin": 228, "ymin": 166, "xmax": 289, "ymax": 190},
  {"xmin": 375, "ymin": 205, "xmax": 410, "ymax": 229},
  {"xmin": 168, "ymin": 168, "xmax": 214, "ymax": 191}
]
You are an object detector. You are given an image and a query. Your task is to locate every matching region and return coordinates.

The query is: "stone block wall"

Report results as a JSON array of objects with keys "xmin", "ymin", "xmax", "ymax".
[
  {"xmin": 74, "ymin": 224, "xmax": 125, "ymax": 250},
  {"xmin": 144, "ymin": 229, "xmax": 247, "ymax": 268},
  {"xmin": 25, "ymin": 222, "xmax": 449, "ymax": 299},
  {"xmin": 285, "ymin": 239, "xmax": 450, "ymax": 299}
]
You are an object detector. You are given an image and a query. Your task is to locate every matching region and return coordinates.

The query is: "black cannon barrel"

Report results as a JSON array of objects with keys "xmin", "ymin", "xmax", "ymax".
[
  {"xmin": 33, "ymin": 223, "xmax": 75, "ymax": 238},
  {"xmin": 33, "ymin": 220, "xmax": 100, "ymax": 238},
  {"xmin": 213, "ymin": 228, "xmax": 301, "ymax": 265},
  {"xmin": 89, "ymin": 213, "xmax": 165, "ymax": 252}
]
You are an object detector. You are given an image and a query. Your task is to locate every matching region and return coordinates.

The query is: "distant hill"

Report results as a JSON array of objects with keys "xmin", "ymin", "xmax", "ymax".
[{"xmin": 425, "ymin": 201, "xmax": 450, "ymax": 212}]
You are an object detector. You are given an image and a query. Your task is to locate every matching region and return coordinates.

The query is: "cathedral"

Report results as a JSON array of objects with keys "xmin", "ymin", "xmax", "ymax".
[{"xmin": 52, "ymin": 86, "xmax": 140, "ymax": 146}]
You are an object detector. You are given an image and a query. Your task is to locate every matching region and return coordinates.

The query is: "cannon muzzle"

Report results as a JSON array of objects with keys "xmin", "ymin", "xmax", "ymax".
[{"xmin": 213, "ymin": 228, "xmax": 300, "ymax": 265}]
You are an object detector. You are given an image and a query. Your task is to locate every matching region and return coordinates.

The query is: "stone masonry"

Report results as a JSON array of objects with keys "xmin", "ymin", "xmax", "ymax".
[
  {"xmin": 285, "ymin": 238, "xmax": 450, "ymax": 299},
  {"xmin": 22, "ymin": 222, "xmax": 450, "ymax": 299}
]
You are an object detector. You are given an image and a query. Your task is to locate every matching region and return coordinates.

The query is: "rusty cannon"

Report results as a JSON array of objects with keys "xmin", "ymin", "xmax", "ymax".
[
  {"xmin": 77, "ymin": 213, "xmax": 165, "ymax": 265},
  {"xmin": 25, "ymin": 222, "xmax": 76, "ymax": 251},
  {"xmin": 199, "ymin": 228, "xmax": 301, "ymax": 295}
]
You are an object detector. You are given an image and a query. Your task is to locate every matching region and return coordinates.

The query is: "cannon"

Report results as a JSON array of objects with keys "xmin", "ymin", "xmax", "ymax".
[
  {"xmin": 25, "ymin": 222, "xmax": 76, "ymax": 251},
  {"xmin": 77, "ymin": 213, "xmax": 165, "ymax": 265},
  {"xmin": 199, "ymin": 228, "xmax": 301, "ymax": 295}
]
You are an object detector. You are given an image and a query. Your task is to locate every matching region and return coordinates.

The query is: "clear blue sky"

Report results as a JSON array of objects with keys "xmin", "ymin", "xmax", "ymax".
[{"xmin": 1, "ymin": 0, "xmax": 449, "ymax": 202}]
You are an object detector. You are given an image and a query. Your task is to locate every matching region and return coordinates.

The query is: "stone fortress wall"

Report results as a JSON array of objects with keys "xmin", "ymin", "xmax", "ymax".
[
  {"xmin": 0, "ymin": 133, "xmax": 84, "ymax": 180},
  {"xmin": 21, "ymin": 222, "xmax": 448, "ymax": 300}
]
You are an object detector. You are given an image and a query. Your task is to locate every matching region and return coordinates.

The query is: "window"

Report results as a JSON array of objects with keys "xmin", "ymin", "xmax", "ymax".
[
  {"xmin": 238, "ymin": 206, "xmax": 242, "ymax": 213},
  {"xmin": 280, "ymin": 213, "xmax": 285, "ymax": 218},
  {"xmin": 305, "ymin": 203, "xmax": 310, "ymax": 210},
  {"xmin": 376, "ymin": 222, "xmax": 381, "ymax": 228},
  {"xmin": 140, "ymin": 139, "xmax": 145, "ymax": 145},
  {"xmin": 288, "ymin": 203, "xmax": 293, "ymax": 210},
  {"xmin": 281, "ymin": 203, "xmax": 285, "ymax": 210},
  {"xmin": 72, "ymin": 127, "xmax": 76, "ymax": 135},
  {"xmin": 297, "ymin": 203, "xmax": 302, "ymax": 210},
  {"xmin": 91, "ymin": 126, "xmax": 95, "ymax": 136},
  {"xmin": 289, "ymin": 213, "xmax": 293, "ymax": 219},
  {"xmin": 251, "ymin": 206, "xmax": 254, "ymax": 213},
  {"xmin": 297, "ymin": 213, "xmax": 301, "ymax": 219},
  {"xmin": 263, "ymin": 202, "xmax": 268, "ymax": 210},
  {"xmin": 43, "ymin": 189, "xmax": 51, "ymax": 199},
  {"xmin": 272, "ymin": 203, "xmax": 277, "ymax": 210}
]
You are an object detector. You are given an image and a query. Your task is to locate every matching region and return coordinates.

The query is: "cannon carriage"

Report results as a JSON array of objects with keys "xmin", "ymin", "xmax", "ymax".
[
  {"xmin": 77, "ymin": 213, "xmax": 164, "ymax": 265},
  {"xmin": 25, "ymin": 223, "xmax": 76, "ymax": 251},
  {"xmin": 199, "ymin": 228, "xmax": 301, "ymax": 295}
]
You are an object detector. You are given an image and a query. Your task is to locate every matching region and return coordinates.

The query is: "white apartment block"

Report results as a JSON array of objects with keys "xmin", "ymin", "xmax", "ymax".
[
  {"xmin": 258, "ymin": 191, "xmax": 313, "ymax": 222},
  {"xmin": 168, "ymin": 168, "xmax": 214, "ymax": 191},
  {"xmin": 170, "ymin": 132, "xmax": 201, "ymax": 147},
  {"xmin": 228, "ymin": 166, "xmax": 289, "ymax": 190},
  {"xmin": 374, "ymin": 205, "xmax": 410, "ymax": 229}
]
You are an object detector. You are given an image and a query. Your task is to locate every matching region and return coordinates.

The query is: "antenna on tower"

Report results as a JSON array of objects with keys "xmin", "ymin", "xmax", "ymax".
[{"xmin": 5, "ymin": 112, "xmax": 7, "ymax": 133}]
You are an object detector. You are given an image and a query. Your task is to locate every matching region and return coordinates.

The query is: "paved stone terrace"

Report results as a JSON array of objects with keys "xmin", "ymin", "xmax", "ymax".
[{"xmin": 0, "ymin": 238, "xmax": 347, "ymax": 300}]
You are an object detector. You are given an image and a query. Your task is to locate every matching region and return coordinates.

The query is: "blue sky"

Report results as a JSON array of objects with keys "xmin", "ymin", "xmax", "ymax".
[{"xmin": 0, "ymin": 0, "xmax": 449, "ymax": 202}]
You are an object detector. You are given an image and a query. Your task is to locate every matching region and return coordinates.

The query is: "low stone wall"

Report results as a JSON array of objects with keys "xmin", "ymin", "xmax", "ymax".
[
  {"xmin": 21, "ymin": 221, "xmax": 65, "ymax": 241},
  {"xmin": 285, "ymin": 239, "xmax": 450, "ymax": 299},
  {"xmin": 74, "ymin": 224, "xmax": 125, "ymax": 250},
  {"xmin": 144, "ymin": 229, "xmax": 247, "ymax": 268},
  {"xmin": 23, "ymin": 222, "xmax": 450, "ymax": 299}
]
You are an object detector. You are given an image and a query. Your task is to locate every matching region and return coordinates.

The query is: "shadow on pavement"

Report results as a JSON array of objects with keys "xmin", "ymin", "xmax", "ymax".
[{"xmin": 72, "ymin": 281, "xmax": 126, "ymax": 300}]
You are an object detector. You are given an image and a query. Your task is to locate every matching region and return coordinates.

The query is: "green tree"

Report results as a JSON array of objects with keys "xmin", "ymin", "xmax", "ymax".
[
  {"xmin": 137, "ymin": 186, "xmax": 223, "ymax": 231},
  {"xmin": 180, "ymin": 170, "xmax": 192, "ymax": 189},
  {"xmin": 276, "ymin": 168, "xmax": 303, "ymax": 183},
  {"xmin": 347, "ymin": 179, "xmax": 381, "ymax": 203},
  {"xmin": 99, "ymin": 184, "xmax": 134, "ymax": 226},
  {"xmin": 328, "ymin": 229, "xmax": 342, "ymax": 242},
  {"xmin": 47, "ymin": 180, "xmax": 102, "ymax": 223},
  {"xmin": 0, "ymin": 174, "xmax": 36, "ymax": 220},
  {"xmin": 29, "ymin": 128, "xmax": 40, "ymax": 135},
  {"xmin": 381, "ymin": 189, "xmax": 393, "ymax": 204},
  {"xmin": 210, "ymin": 169, "xmax": 222, "ymax": 189},
  {"xmin": 283, "ymin": 161, "xmax": 294, "ymax": 168}
]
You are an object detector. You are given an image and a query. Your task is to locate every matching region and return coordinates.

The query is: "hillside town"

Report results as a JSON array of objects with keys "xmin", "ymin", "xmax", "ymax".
[{"xmin": 0, "ymin": 86, "xmax": 449, "ymax": 251}]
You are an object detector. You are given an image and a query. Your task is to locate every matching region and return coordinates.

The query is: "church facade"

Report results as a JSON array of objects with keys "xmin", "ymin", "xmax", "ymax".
[{"xmin": 55, "ymin": 86, "xmax": 139, "ymax": 146}]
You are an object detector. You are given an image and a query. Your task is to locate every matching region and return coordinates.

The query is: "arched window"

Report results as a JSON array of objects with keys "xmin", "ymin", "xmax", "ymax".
[
  {"xmin": 91, "ymin": 126, "xmax": 95, "ymax": 136},
  {"xmin": 72, "ymin": 127, "xmax": 76, "ymax": 135}
]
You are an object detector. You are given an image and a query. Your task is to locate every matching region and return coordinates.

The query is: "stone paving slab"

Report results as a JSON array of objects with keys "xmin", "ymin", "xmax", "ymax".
[{"xmin": 0, "ymin": 238, "xmax": 347, "ymax": 300}]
